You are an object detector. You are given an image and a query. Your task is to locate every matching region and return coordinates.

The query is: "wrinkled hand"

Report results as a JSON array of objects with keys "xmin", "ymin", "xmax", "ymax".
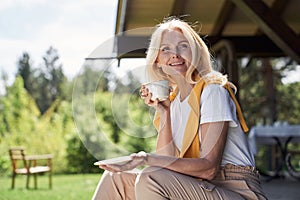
[
  {"xmin": 99, "ymin": 151, "xmax": 147, "ymax": 173},
  {"xmin": 139, "ymin": 85, "xmax": 171, "ymax": 113}
]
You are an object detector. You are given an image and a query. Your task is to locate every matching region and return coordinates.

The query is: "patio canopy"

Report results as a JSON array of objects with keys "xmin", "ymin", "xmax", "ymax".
[{"xmin": 88, "ymin": 0, "xmax": 300, "ymax": 64}]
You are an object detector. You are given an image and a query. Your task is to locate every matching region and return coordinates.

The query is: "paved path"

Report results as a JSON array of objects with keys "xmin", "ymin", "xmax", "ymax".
[{"xmin": 261, "ymin": 176, "xmax": 300, "ymax": 200}]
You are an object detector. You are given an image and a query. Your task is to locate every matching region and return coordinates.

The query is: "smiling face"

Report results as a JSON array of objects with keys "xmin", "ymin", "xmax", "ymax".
[{"xmin": 156, "ymin": 28, "xmax": 192, "ymax": 78}]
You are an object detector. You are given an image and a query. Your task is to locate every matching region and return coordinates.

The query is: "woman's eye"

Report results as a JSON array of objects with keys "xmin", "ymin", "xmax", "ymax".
[
  {"xmin": 161, "ymin": 47, "xmax": 170, "ymax": 52},
  {"xmin": 178, "ymin": 43, "xmax": 188, "ymax": 49}
]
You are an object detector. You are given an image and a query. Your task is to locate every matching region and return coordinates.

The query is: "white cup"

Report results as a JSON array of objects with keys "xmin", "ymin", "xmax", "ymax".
[{"xmin": 144, "ymin": 80, "xmax": 169, "ymax": 101}]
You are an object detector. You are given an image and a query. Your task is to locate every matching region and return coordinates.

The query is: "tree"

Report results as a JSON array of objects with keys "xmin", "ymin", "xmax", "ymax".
[
  {"xmin": 0, "ymin": 76, "xmax": 40, "ymax": 135},
  {"xmin": 15, "ymin": 47, "xmax": 68, "ymax": 114},
  {"xmin": 239, "ymin": 57, "xmax": 299, "ymax": 126},
  {"xmin": 32, "ymin": 47, "xmax": 67, "ymax": 113},
  {"xmin": 0, "ymin": 76, "xmax": 40, "ymax": 173},
  {"xmin": 0, "ymin": 70, "xmax": 8, "ymax": 96},
  {"xmin": 114, "ymin": 71, "xmax": 141, "ymax": 95},
  {"xmin": 0, "ymin": 75, "xmax": 78, "ymax": 174},
  {"xmin": 17, "ymin": 52, "xmax": 33, "ymax": 94},
  {"xmin": 238, "ymin": 57, "xmax": 300, "ymax": 172},
  {"xmin": 277, "ymin": 82, "xmax": 300, "ymax": 124},
  {"xmin": 43, "ymin": 47, "xmax": 65, "ymax": 96},
  {"xmin": 73, "ymin": 65, "xmax": 109, "ymax": 96}
]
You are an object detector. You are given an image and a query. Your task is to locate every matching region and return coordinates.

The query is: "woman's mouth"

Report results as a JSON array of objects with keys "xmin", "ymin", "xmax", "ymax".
[{"xmin": 169, "ymin": 62, "xmax": 185, "ymax": 66}]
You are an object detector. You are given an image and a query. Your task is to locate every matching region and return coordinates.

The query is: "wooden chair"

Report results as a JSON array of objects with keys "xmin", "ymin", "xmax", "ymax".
[{"xmin": 9, "ymin": 147, "xmax": 53, "ymax": 189}]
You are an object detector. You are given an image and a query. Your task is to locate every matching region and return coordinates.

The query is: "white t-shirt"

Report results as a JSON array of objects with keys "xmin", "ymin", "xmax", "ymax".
[{"xmin": 170, "ymin": 84, "xmax": 255, "ymax": 166}]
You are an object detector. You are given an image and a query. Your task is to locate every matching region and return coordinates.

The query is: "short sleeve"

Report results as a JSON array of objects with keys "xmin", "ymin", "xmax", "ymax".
[{"xmin": 200, "ymin": 84, "xmax": 238, "ymax": 127}]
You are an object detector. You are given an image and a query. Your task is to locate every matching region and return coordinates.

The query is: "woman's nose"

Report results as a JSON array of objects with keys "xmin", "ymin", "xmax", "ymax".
[
  {"xmin": 171, "ymin": 49, "xmax": 181, "ymax": 58},
  {"xmin": 172, "ymin": 54, "xmax": 181, "ymax": 59}
]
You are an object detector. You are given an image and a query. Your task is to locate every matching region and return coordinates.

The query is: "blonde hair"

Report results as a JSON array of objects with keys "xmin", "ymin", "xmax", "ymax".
[{"xmin": 145, "ymin": 17, "xmax": 229, "ymax": 87}]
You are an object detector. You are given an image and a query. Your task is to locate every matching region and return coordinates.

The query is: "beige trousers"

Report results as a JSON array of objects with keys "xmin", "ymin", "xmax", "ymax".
[{"xmin": 92, "ymin": 164, "xmax": 267, "ymax": 200}]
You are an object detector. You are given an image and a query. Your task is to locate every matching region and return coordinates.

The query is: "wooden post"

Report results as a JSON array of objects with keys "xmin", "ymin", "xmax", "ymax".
[
  {"xmin": 262, "ymin": 58, "xmax": 278, "ymax": 171},
  {"xmin": 262, "ymin": 58, "xmax": 277, "ymax": 124}
]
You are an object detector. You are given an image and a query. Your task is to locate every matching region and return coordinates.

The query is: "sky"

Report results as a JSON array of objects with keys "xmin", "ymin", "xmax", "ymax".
[
  {"xmin": 0, "ymin": 0, "xmax": 298, "ymax": 93},
  {"xmin": 0, "ymin": 0, "xmax": 122, "ymax": 86}
]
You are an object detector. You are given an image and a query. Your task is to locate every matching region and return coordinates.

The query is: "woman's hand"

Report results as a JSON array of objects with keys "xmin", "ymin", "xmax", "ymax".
[
  {"xmin": 98, "ymin": 151, "xmax": 147, "ymax": 173},
  {"xmin": 139, "ymin": 85, "xmax": 170, "ymax": 114}
]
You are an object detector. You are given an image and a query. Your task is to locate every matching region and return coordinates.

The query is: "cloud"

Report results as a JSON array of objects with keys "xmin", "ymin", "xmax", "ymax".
[
  {"xmin": 0, "ymin": 0, "xmax": 48, "ymax": 11},
  {"xmin": 282, "ymin": 65, "xmax": 300, "ymax": 84},
  {"xmin": 0, "ymin": 0, "xmax": 118, "ymax": 82}
]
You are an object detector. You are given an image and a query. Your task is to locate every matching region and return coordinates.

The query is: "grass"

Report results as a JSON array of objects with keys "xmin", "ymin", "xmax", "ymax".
[{"xmin": 0, "ymin": 173, "xmax": 102, "ymax": 200}]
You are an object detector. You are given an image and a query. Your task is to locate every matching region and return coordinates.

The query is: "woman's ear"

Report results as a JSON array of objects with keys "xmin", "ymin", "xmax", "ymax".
[{"xmin": 155, "ymin": 60, "xmax": 162, "ymax": 68}]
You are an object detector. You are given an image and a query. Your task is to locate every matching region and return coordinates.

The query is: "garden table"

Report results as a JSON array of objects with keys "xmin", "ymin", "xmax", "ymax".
[{"xmin": 248, "ymin": 124, "xmax": 300, "ymax": 180}]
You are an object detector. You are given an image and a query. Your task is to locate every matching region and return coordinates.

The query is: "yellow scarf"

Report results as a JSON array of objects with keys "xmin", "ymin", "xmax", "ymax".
[{"xmin": 153, "ymin": 79, "xmax": 248, "ymax": 158}]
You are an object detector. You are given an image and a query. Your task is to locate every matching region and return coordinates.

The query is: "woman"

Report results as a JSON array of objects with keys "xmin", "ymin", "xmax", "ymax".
[{"xmin": 92, "ymin": 17, "xmax": 267, "ymax": 200}]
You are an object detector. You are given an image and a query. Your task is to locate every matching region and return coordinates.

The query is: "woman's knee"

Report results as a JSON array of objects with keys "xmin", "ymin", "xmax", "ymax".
[
  {"xmin": 135, "ymin": 166, "xmax": 168, "ymax": 190},
  {"xmin": 98, "ymin": 170, "xmax": 137, "ymax": 191},
  {"xmin": 93, "ymin": 170, "xmax": 137, "ymax": 200},
  {"xmin": 135, "ymin": 167, "xmax": 169, "ymax": 199},
  {"xmin": 96, "ymin": 170, "xmax": 111, "ymax": 185}
]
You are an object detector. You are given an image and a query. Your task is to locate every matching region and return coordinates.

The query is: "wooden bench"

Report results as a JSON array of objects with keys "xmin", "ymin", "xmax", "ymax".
[{"xmin": 9, "ymin": 147, "xmax": 53, "ymax": 189}]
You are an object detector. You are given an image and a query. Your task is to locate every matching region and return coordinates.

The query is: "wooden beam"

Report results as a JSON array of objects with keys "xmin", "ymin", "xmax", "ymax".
[
  {"xmin": 115, "ymin": 0, "xmax": 128, "ymax": 34},
  {"xmin": 117, "ymin": 35, "xmax": 149, "ymax": 58},
  {"xmin": 170, "ymin": 0, "xmax": 186, "ymax": 16},
  {"xmin": 208, "ymin": 35, "xmax": 283, "ymax": 56},
  {"xmin": 269, "ymin": 0, "xmax": 289, "ymax": 15},
  {"xmin": 230, "ymin": 0, "xmax": 300, "ymax": 64},
  {"xmin": 255, "ymin": 0, "xmax": 290, "ymax": 34},
  {"xmin": 112, "ymin": 35, "xmax": 284, "ymax": 59},
  {"xmin": 211, "ymin": 0, "xmax": 235, "ymax": 36}
]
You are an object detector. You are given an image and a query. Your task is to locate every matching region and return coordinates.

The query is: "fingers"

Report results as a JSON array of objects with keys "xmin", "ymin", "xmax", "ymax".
[
  {"xmin": 139, "ymin": 85, "xmax": 148, "ymax": 98},
  {"xmin": 137, "ymin": 151, "xmax": 147, "ymax": 157},
  {"xmin": 130, "ymin": 151, "xmax": 147, "ymax": 159},
  {"xmin": 99, "ymin": 163, "xmax": 125, "ymax": 172},
  {"xmin": 98, "ymin": 164, "xmax": 118, "ymax": 172},
  {"xmin": 100, "ymin": 152, "xmax": 148, "ymax": 173},
  {"xmin": 140, "ymin": 85, "xmax": 155, "ymax": 105},
  {"xmin": 98, "ymin": 161, "xmax": 136, "ymax": 173}
]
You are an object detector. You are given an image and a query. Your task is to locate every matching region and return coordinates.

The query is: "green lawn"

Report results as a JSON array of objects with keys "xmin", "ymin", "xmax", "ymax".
[{"xmin": 0, "ymin": 173, "xmax": 102, "ymax": 200}]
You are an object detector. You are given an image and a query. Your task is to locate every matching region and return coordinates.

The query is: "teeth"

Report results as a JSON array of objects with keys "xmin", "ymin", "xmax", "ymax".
[{"xmin": 170, "ymin": 62, "xmax": 184, "ymax": 66}]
